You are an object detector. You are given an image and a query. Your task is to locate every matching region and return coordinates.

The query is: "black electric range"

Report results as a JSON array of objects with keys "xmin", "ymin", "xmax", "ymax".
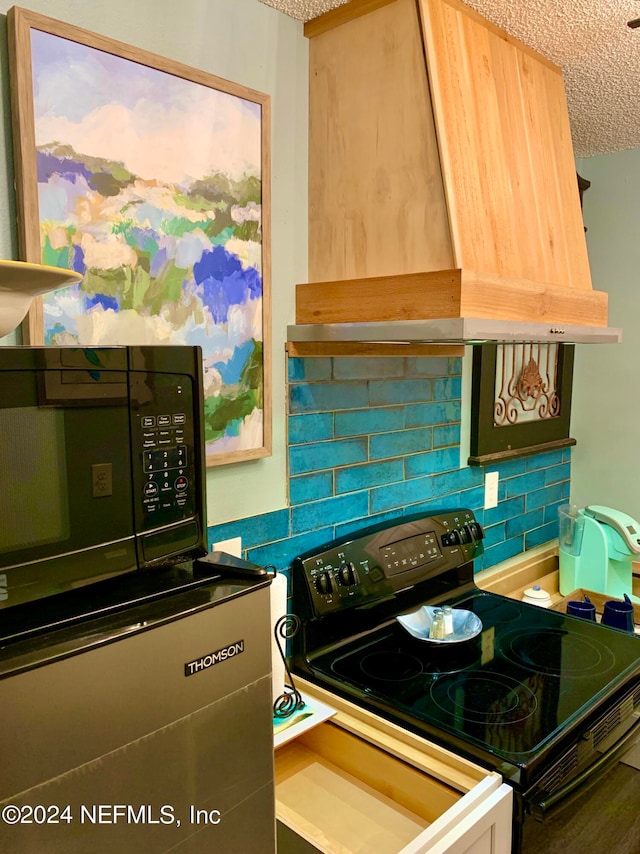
[{"xmin": 290, "ymin": 510, "xmax": 640, "ymax": 852}]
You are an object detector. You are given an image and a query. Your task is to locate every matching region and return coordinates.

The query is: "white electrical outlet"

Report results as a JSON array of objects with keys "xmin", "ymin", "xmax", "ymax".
[
  {"xmin": 484, "ymin": 471, "xmax": 499, "ymax": 510},
  {"xmin": 212, "ymin": 536, "xmax": 242, "ymax": 558}
]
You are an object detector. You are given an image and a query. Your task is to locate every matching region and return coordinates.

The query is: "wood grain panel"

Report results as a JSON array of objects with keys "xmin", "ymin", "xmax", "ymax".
[
  {"xmin": 304, "ymin": 0, "xmax": 398, "ymax": 38},
  {"xmin": 8, "ymin": 7, "xmax": 43, "ymax": 343},
  {"xmin": 308, "ymin": 0, "xmax": 453, "ymax": 282},
  {"xmin": 296, "ymin": 270, "xmax": 609, "ymax": 326},
  {"xmin": 285, "ymin": 342, "xmax": 464, "ymax": 357},
  {"xmin": 418, "ymin": 0, "xmax": 592, "ymax": 291}
]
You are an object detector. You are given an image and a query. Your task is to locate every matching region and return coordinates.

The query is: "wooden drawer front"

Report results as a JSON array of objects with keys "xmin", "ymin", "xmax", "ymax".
[
  {"xmin": 276, "ymin": 720, "xmax": 513, "ymax": 854},
  {"xmin": 276, "ymin": 721, "xmax": 457, "ymax": 852}
]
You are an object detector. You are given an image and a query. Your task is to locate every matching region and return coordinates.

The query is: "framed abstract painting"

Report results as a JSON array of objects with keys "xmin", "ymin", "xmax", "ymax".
[{"xmin": 8, "ymin": 6, "xmax": 272, "ymax": 466}]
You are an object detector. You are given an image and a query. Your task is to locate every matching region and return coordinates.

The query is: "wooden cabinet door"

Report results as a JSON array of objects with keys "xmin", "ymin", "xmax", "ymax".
[{"xmin": 419, "ymin": 0, "xmax": 591, "ymax": 293}]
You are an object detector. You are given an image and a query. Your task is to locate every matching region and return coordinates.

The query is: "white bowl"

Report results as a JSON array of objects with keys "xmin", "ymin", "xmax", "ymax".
[{"xmin": 397, "ymin": 605, "xmax": 483, "ymax": 644}]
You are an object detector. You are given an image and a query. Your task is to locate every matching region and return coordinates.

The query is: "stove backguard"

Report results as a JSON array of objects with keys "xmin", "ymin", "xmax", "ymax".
[{"xmin": 293, "ymin": 509, "xmax": 483, "ymax": 617}]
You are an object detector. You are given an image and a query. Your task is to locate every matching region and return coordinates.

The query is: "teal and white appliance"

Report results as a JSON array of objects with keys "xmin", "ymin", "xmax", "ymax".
[{"xmin": 558, "ymin": 504, "xmax": 640, "ymax": 604}]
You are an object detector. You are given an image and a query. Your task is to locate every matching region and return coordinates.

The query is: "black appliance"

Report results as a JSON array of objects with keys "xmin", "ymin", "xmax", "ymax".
[
  {"xmin": 291, "ymin": 510, "xmax": 640, "ymax": 854},
  {"xmin": 0, "ymin": 345, "xmax": 207, "ymax": 609}
]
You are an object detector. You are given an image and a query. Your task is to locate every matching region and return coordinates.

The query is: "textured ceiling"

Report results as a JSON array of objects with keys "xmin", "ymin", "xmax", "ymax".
[{"xmin": 258, "ymin": 0, "xmax": 640, "ymax": 157}]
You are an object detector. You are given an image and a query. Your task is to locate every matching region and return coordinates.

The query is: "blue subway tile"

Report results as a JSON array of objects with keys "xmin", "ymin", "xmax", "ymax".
[
  {"xmin": 495, "ymin": 459, "xmax": 527, "ymax": 478},
  {"xmin": 290, "ymin": 381, "xmax": 369, "ymax": 414},
  {"xmin": 246, "ymin": 526, "xmax": 336, "ymax": 572},
  {"xmin": 430, "ymin": 465, "xmax": 482, "ymax": 496},
  {"xmin": 433, "ymin": 376, "xmax": 461, "ymax": 400},
  {"xmin": 483, "ymin": 522, "xmax": 506, "ymax": 548},
  {"xmin": 505, "ymin": 470, "xmax": 547, "ymax": 498},
  {"xmin": 207, "ymin": 519, "xmax": 246, "ymax": 550},
  {"xmin": 371, "ymin": 476, "xmax": 434, "ymax": 514},
  {"xmin": 525, "ymin": 521, "xmax": 558, "ymax": 549},
  {"xmin": 405, "ymin": 401, "xmax": 461, "ymax": 428},
  {"xmin": 525, "ymin": 449, "xmax": 565, "ymax": 471},
  {"xmin": 525, "ymin": 483, "xmax": 564, "ymax": 511},
  {"xmin": 545, "ymin": 463, "xmax": 571, "ymax": 485},
  {"xmin": 333, "ymin": 357, "xmax": 405, "ymax": 380},
  {"xmin": 336, "ymin": 459, "xmax": 404, "ymax": 494},
  {"xmin": 405, "ymin": 447, "xmax": 459, "ymax": 479},
  {"xmin": 484, "ymin": 496, "xmax": 526, "ymax": 526},
  {"xmin": 369, "ymin": 378, "xmax": 433, "ymax": 406},
  {"xmin": 207, "ymin": 508, "xmax": 290, "ymax": 551},
  {"xmin": 289, "ymin": 472, "xmax": 334, "ymax": 505},
  {"xmin": 544, "ymin": 501, "xmax": 565, "ymax": 525},
  {"xmin": 288, "ymin": 357, "xmax": 332, "ymax": 382},
  {"xmin": 405, "ymin": 357, "xmax": 451, "ymax": 377},
  {"xmin": 471, "ymin": 508, "xmax": 486, "ymax": 527},
  {"xmin": 291, "ymin": 491, "xmax": 370, "ymax": 535},
  {"xmin": 460, "ymin": 485, "xmax": 485, "ymax": 512},
  {"xmin": 482, "ymin": 536, "xmax": 525, "ymax": 569},
  {"xmin": 506, "ymin": 509, "xmax": 545, "ymax": 538},
  {"xmin": 433, "ymin": 424, "xmax": 461, "ymax": 448},
  {"xmin": 335, "ymin": 406, "xmax": 404, "ymax": 438},
  {"xmin": 288, "ymin": 412, "xmax": 334, "ymax": 445},
  {"xmin": 406, "ymin": 495, "xmax": 464, "ymax": 518},
  {"xmin": 289, "ymin": 438, "xmax": 368, "ymax": 475},
  {"xmin": 335, "ymin": 510, "xmax": 402, "ymax": 540},
  {"xmin": 370, "ymin": 428, "xmax": 432, "ymax": 460}
]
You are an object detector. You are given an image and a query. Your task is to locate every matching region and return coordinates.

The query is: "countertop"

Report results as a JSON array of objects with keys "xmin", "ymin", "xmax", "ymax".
[{"xmin": 475, "ymin": 542, "xmax": 640, "ymax": 628}]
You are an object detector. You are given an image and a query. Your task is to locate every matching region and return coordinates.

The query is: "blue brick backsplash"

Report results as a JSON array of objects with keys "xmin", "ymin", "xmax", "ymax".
[{"xmin": 207, "ymin": 355, "xmax": 571, "ymax": 588}]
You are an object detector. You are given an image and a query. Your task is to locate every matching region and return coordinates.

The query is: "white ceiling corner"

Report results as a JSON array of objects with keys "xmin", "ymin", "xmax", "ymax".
[{"xmin": 258, "ymin": 0, "xmax": 640, "ymax": 158}]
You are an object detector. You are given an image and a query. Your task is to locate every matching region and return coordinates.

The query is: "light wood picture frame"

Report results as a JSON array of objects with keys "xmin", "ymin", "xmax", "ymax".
[{"xmin": 8, "ymin": 6, "xmax": 272, "ymax": 467}]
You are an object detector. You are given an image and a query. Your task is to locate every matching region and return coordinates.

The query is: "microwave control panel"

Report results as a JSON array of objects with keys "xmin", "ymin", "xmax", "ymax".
[{"xmin": 131, "ymin": 372, "xmax": 198, "ymax": 531}]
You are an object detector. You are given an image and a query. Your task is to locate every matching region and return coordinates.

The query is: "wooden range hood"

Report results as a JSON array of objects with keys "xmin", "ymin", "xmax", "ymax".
[{"xmin": 289, "ymin": 0, "xmax": 621, "ymax": 349}]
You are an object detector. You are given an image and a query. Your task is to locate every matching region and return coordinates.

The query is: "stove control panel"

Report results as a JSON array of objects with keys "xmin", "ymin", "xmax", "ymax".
[{"xmin": 294, "ymin": 510, "xmax": 484, "ymax": 617}]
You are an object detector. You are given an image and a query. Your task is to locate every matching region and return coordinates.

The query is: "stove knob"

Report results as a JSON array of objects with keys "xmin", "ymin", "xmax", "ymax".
[
  {"xmin": 314, "ymin": 571, "xmax": 333, "ymax": 596},
  {"xmin": 467, "ymin": 521, "xmax": 484, "ymax": 541},
  {"xmin": 441, "ymin": 530, "xmax": 460, "ymax": 547},
  {"xmin": 337, "ymin": 563, "xmax": 357, "ymax": 586}
]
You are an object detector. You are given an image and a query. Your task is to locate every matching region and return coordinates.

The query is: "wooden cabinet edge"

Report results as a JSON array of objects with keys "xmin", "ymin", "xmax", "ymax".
[
  {"xmin": 304, "ymin": 0, "xmax": 398, "ymax": 39},
  {"xmin": 285, "ymin": 342, "xmax": 465, "ymax": 358},
  {"xmin": 295, "ymin": 270, "xmax": 609, "ymax": 327},
  {"xmin": 292, "ymin": 677, "xmax": 491, "ymax": 792}
]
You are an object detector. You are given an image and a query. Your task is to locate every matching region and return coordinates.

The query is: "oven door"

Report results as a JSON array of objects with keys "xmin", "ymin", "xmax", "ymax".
[{"xmin": 520, "ymin": 707, "xmax": 640, "ymax": 853}]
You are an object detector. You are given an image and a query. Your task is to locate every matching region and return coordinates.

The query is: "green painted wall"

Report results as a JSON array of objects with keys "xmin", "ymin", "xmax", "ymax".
[
  {"xmin": 0, "ymin": 0, "xmax": 308, "ymax": 529},
  {"xmin": 572, "ymin": 152, "xmax": 640, "ymax": 520}
]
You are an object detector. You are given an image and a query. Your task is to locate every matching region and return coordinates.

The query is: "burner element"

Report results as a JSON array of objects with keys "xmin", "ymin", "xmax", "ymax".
[
  {"xmin": 470, "ymin": 597, "xmax": 521, "ymax": 625},
  {"xmin": 499, "ymin": 628, "xmax": 617, "ymax": 678},
  {"xmin": 429, "ymin": 672, "xmax": 538, "ymax": 724},
  {"xmin": 360, "ymin": 650, "xmax": 423, "ymax": 682}
]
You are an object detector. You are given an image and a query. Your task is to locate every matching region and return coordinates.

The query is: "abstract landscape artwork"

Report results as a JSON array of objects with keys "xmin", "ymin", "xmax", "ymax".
[{"xmin": 8, "ymin": 8, "xmax": 271, "ymax": 465}]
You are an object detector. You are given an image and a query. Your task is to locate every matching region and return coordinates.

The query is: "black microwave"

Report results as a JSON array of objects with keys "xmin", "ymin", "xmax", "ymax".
[{"xmin": 0, "ymin": 345, "xmax": 208, "ymax": 610}]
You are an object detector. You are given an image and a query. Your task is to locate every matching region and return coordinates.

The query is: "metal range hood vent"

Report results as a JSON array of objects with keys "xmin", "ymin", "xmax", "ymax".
[{"xmin": 287, "ymin": 317, "xmax": 623, "ymax": 346}]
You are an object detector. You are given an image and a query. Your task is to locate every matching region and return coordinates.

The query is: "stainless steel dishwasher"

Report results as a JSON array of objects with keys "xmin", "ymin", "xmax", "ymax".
[{"xmin": 0, "ymin": 564, "xmax": 275, "ymax": 853}]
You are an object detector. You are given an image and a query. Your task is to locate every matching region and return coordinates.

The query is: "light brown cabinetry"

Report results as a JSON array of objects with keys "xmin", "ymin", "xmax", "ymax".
[
  {"xmin": 275, "ymin": 681, "xmax": 512, "ymax": 854},
  {"xmin": 299, "ymin": 0, "xmax": 608, "ymax": 329}
]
